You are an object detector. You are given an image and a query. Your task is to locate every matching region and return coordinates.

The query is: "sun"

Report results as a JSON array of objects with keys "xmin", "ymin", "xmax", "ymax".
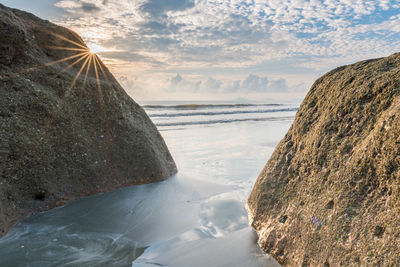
[
  {"xmin": 19, "ymin": 29, "xmax": 115, "ymax": 169},
  {"xmin": 87, "ymin": 43, "xmax": 107, "ymax": 54},
  {"xmin": 17, "ymin": 29, "xmax": 113, "ymax": 117},
  {"xmin": 27, "ymin": 30, "xmax": 113, "ymax": 138}
]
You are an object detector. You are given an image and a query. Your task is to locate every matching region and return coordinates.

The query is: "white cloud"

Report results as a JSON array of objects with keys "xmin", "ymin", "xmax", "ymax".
[{"xmin": 51, "ymin": 0, "xmax": 400, "ymax": 100}]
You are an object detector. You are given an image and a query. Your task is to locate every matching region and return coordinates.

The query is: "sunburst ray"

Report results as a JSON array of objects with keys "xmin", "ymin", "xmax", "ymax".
[
  {"xmin": 44, "ymin": 51, "xmax": 89, "ymax": 68},
  {"xmin": 82, "ymin": 54, "xmax": 93, "ymax": 87},
  {"xmin": 46, "ymin": 30, "xmax": 88, "ymax": 50},
  {"xmin": 92, "ymin": 53, "xmax": 114, "ymax": 141},
  {"xmin": 93, "ymin": 55, "xmax": 108, "ymax": 80},
  {"xmin": 67, "ymin": 54, "xmax": 91, "ymax": 95},
  {"xmin": 47, "ymin": 46, "xmax": 89, "ymax": 52},
  {"xmin": 7, "ymin": 31, "xmax": 90, "ymax": 77},
  {"xmin": 19, "ymin": 29, "xmax": 117, "ymax": 169},
  {"xmin": 56, "ymin": 53, "xmax": 90, "ymax": 76},
  {"xmin": 93, "ymin": 54, "xmax": 106, "ymax": 109}
]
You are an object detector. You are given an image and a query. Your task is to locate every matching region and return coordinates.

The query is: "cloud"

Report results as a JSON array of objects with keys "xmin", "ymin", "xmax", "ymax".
[
  {"xmin": 167, "ymin": 73, "xmax": 201, "ymax": 92},
  {"xmin": 241, "ymin": 74, "xmax": 269, "ymax": 92},
  {"xmin": 119, "ymin": 75, "xmax": 136, "ymax": 89},
  {"xmin": 139, "ymin": 0, "xmax": 195, "ymax": 18},
  {"xmin": 268, "ymin": 78, "xmax": 289, "ymax": 92},
  {"xmin": 164, "ymin": 73, "xmax": 290, "ymax": 94},
  {"xmin": 55, "ymin": 0, "xmax": 101, "ymax": 14},
  {"xmin": 118, "ymin": 75, "xmax": 148, "ymax": 96},
  {"xmin": 171, "ymin": 73, "xmax": 183, "ymax": 86},
  {"xmin": 51, "ymin": 0, "xmax": 400, "ymax": 100},
  {"xmin": 80, "ymin": 1, "xmax": 100, "ymax": 12},
  {"xmin": 98, "ymin": 51, "xmax": 164, "ymax": 67},
  {"xmin": 229, "ymin": 74, "xmax": 289, "ymax": 93},
  {"xmin": 204, "ymin": 77, "xmax": 222, "ymax": 90},
  {"xmin": 54, "ymin": 0, "xmax": 400, "ymax": 67}
]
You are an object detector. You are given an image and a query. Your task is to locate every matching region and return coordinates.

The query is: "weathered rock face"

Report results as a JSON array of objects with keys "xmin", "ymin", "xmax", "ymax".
[
  {"xmin": 0, "ymin": 4, "xmax": 176, "ymax": 237},
  {"xmin": 248, "ymin": 53, "xmax": 400, "ymax": 266}
]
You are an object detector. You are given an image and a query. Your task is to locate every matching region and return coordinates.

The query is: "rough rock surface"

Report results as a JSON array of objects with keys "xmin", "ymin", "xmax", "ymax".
[
  {"xmin": 0, "ymin": 4, "xmax": 176, "ymax": 237},
  {"xmin": 248, "ymin": 53, "xmax": 400, "ymax": 266}
]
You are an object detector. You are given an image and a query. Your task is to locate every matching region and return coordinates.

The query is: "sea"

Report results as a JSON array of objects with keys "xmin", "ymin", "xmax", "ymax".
[{"xmin": 0, "ymin": 101, "xmax": 298, "ymax": 266}]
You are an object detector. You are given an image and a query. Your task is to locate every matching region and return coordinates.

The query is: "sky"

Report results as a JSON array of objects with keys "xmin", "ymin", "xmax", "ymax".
[{"xmin": 2, "ymin": 0, "xmax": 400, "ymax": 102}]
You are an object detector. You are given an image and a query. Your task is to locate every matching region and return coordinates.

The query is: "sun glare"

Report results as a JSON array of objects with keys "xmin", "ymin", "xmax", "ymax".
[
  {"xmin": 31, "ymin": 30, "xmax": 113, "ymax": 141},
  {"xmin": 17, "ymin": 29, "xmax": 116, "ymax": 179},
  {"xmin": 87, "ymin": 43, "xmax": 107, "ymax": 54}
]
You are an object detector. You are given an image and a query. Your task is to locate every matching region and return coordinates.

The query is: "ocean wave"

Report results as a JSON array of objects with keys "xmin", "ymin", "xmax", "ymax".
[
  {"xmin": 143, "ymin": 103, "xmax": 283, "ymax": 110},
  {"xmin": 148, "ymin": 107, "xmax": 298, "ymax": 118},
  {"xmin": 155, "ymin": 116, "xmax": 295, "ymax": 127}
]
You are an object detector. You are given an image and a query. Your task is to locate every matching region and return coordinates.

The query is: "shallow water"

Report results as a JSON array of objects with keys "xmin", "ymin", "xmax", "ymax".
[{"xmin": 0, "ymin": 102, "xmax": 296, "ymax": 266}]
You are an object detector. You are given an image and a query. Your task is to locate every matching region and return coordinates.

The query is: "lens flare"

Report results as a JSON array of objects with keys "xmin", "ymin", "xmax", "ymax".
[
  {"xmin": 87, "ymin": 43, "xmax": 107, "ymax": 54},
  {"xmin": 44, "ymin": 33, "xmax": 105, "ymax": 114},
  {"xmin": 2, "ymin": 28, "xmax": 124, "ymax": 183},
  {"xmin": 26, "ymin": 30, "xmax": 115, "ymax": 156}
]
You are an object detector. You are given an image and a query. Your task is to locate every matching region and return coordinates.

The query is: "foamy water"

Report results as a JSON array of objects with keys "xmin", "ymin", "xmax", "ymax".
[
  {"xmin": 145, "ymin": 103, "xmax": 297, "ymax": 127},
  {"xmin": 0, "ymin": 102, "xmax": 296, "ymax": 266}
]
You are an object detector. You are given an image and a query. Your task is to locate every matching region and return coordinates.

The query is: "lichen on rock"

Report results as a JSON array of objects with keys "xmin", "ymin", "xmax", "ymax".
[
  {"xmin": 247, "ymin": 52, "xmax": 400, "ymax": 266},
  {"xmin": 0, "ymin": 4, "xmax": 176, "ymax": 237}
]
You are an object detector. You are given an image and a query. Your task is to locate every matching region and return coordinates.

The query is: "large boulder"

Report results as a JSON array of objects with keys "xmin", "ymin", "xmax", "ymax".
[
  {"xmin": 248, "ymin": 53, "xmax": 400, "ymax": 266},
  {"xmin": 0, "ymin": 4, "xmax": 176, "ymax": 237}
]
